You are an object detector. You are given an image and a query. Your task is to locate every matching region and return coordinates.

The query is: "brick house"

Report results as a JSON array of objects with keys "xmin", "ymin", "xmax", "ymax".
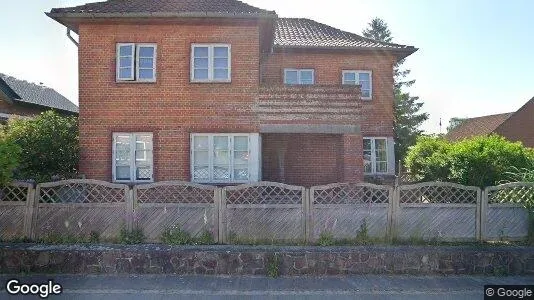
[
  {"xmin": 0, "ymin": 73, "xmax": 78, "ymax": 122},
  {"xmin": 446, "ymin": 97, "xmax": 534, "ymax": 148},
  {"xmin": 46, "ymin": 0, "xmax": 417, "ymax": 186}
]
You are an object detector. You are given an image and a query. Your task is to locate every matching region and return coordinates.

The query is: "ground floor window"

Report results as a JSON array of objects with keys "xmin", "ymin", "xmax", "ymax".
[
  {"xmin": 191, "ymin": 133, "xmax": 260, "ymax": 183},
  {"xmin": 363, "ymin": 137, "xmax": 389, "ymax": 174},
  {"xmin": 112, "ymin": 132, "xmax": 153, "ymax": 182}
]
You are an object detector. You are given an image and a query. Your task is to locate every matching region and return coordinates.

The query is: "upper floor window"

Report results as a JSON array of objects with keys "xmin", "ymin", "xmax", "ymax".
[
  {"xmin": 116, "ymin": 43, "xmax": 157, "ymax": 82},
  {"xmin": 363, "ymin": 137, "xmax": 388, "ymax": 174},
  {"xmin": 342, "ymin": 70, "xmax": 372, "ymax": 99},
  {"xmin": 191, "ymin": 44, "xmax": 231, "ymax": 82},
  {"xmin": 284, "ymin": 69, "xmax": 314, "ymax": 85},
  {"xmin": 113, "ymin": 133, "xmax": 153, "ymax": 182}
]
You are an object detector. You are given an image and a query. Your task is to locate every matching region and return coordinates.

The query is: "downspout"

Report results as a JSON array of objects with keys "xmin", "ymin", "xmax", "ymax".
[{"xmin": 67, "ymin": 29, "xmax": 79, "ymax": 47}]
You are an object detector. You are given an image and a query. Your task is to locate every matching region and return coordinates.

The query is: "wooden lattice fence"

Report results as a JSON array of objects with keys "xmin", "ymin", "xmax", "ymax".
[
  {"xmin": 133, "ymin": 181, "xmax": 219, "ymax": 243},
  {"xmin": 396, "ymin": 182, "xmax": 481, "ymax": 241},
  {"xmin": 482, "ymin": 182, "xmax": 533, "ymax": 241},
  {"xmin": 221, "ymin": 182, "xmax": 306, "ymax": 243},
  {"xmin": 0, "ymin": 179, "xmax": 532, "ymax": 243},
  {"xmin": 0, "ymin": 181, "xmax": 34, "ymax": 239},
  {"xmin": 33, "ymin": 180, "xmax": 129, "ymax": 240},
  {"xmin": 309, "ymin": 183, "xmax": 393, "ymax": 242}
]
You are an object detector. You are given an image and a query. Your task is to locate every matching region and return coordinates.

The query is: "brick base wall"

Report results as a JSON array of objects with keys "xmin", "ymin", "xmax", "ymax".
[{"xmin": 2, "ymin": 244, "xmax": 533, "ymax": 275}]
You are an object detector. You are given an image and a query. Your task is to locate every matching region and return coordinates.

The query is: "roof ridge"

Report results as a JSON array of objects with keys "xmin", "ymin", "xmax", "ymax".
[
  {"xmin": 309, "ymin": 19, "xmax": 413, "ymax": 47},
  {"xmin": 465, "ymin": 112, "xmax": 514, "ymax": 120},
  {"xmin": 280, "ymin": 17, "xmax": 415, "ymax": 49}
]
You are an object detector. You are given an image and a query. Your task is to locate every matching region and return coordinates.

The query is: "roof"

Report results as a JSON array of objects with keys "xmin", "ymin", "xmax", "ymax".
[
  {"xmin": 0, "ymin": 73, "xmax": 78, "ymax": 113},
  {"xmin": 274, "ymin": 18, "xmax": 417, "ymax": 57},
  {"xmin": 445, "ymin": 113, "xmax": 513, "ymax": 142},
  {"xmin": 47, "ymin": 0, "xmax": 276, "ymax": 18}
]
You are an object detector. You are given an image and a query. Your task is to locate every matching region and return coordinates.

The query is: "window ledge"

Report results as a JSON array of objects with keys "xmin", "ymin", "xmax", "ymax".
[
  {"xmin": 116, "ymin": 80, "xmax": 157, "ymax": 84},
  {"xmin": 190, "ymin": 80, "xmax": 232, "ymax": 84}
]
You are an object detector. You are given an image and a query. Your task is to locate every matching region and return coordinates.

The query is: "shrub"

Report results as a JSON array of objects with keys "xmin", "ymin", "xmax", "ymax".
[
  {"xmin": 161, "ymin": 227, "xmax": 192, "ymax": 245},
  {"xmin": 161, "ymin": 227, "xmax": 215, "ymax": 245},
  {"xmin": 0, "ymin": 137, "xmax": 21, "ymax": 185},
  {"xmin": 119, "ymin": 227, "xmax": 145, "ymax": 244},
  {"xmin": 404, "ymin": 136, "xmax": 452, "ymax": 183},
  {"xmin": 4, "ymin": 111, "xmax": 79, "ymax": 182},
  {"xmin": 317, "ymin": 232, "xmax": 335, "ymax": 246},
  {"xmin": 405, "ymin": 135, "xmax": 534, "ymax": 187}
]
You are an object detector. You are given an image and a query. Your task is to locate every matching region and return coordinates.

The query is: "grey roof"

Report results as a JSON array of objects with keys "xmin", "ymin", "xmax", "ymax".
[
  {"xmin": 0, "ymin": 73, "xmax": 78, "ymax": 113},
  {"xmin": 48, "ymin": 0, "xmax": 276, "ymax": 17},
  {"xmin": 274, "ymin": 18, "xmax": 417, "ymax": 54}
]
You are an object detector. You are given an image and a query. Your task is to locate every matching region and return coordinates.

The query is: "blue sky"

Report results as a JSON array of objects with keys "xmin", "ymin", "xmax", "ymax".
[{"xmin": 1, "ymin": 0, "xmax": 533, "ymax": 133}]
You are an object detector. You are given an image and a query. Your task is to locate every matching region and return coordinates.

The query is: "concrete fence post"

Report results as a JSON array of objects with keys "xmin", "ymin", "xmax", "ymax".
[
  {"xmin": 479, "ymin": 188, "xmax": 488, "ymax": 242},
  {"xmin": 219, "ymin": 188, "xmax": 227, "ymax": 244},
  {"xmin": 126, "ymin": 187, "xmax": 135, "ymax": 231},
  {"xmin": 389, "ymin": 185, "xmax": 400, "ymax": 241},
  {"xmin": 213, "ymin": 188, "xmax": 221, "ymax": 244},
  {"xmin": 23, "ymin": 183, "xmax": 37, "ymax": 240},
  {"xmin": 305, "ymin": 188, "xmax": 314, "ymax": 244}
]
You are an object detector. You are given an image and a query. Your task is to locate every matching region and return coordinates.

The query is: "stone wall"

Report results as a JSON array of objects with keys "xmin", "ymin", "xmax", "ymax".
[{"xmin": 1, "ymin": 244, "xmax": 533, "ymax": 276}]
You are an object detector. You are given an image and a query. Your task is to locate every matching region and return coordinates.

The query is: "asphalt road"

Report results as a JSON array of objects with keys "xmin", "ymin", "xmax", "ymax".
[{"xmin": 0, "ymin": 274, "xmax": 533, "ymax": 300}]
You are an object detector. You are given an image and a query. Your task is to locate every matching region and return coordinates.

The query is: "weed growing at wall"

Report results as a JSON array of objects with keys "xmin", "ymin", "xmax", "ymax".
[{"xmin": 119, "ymin": 227, "xmax": 145, "ymax": 244}]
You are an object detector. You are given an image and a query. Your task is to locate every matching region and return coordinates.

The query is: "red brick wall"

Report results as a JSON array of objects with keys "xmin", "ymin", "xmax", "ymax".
[
  {"xmin": 78, "ymin": 21, "xmax": 396, "ymax": 184},
  {"xmin": 261, "ymin": 133, "xmax": 344, "ymax": 186},
  {"xmin": 261, "ymin": 51, "xmax": 396, "ymax": 136},
  {"xmin": 78, "ymin": 21, "xmax": 261, "ymax": 181},
  {"xmin": 494, "ymin": 98, "xmax": 534, "ymax": 148}
]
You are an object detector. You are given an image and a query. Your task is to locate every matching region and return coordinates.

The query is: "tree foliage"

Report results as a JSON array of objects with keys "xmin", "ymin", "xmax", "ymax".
[
  {"xmin": 3, "ymin": 111, "xmax": 79, "ymax": 182},
  {"xmin": 0, "ymin": 134, "xmax": 21, "ymax": 185},
  {"xmin": 405, "ymin": 134, "xmax": 534, "ymax": 187},
  {"xmin": 362, "ymin": 17, "xmax": 428, "ymax": 166},
  {"xmin": 447, "ymin": 117, "xmax": 467, "ymax": 132}
]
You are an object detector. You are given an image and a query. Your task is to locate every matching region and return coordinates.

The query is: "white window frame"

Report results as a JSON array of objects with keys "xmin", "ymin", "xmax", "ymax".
[
  {"xmin": 116, "ymin": 43, "xmax": 157, "ymax": 82},
  {"xmin": 190, "ymin": 133, "xmax": 259, "ymax": 184},
  {"xmin": 284, "ymin": 68, "xmax": 315, "ymax": 85},
  {"xmin": 112, "ymin": 132, "xmax": 154, "ymax": 183},
  {"xmin": 342, "ymin": 70, "xmax": 373, "ymax": 100},
  {"xmin": 363, "ymin": 137, "xmax": 388, "ymax": 175},
  {"xmin": 190, "ymin": 43, "xmax": 231, "ymax": 83}
]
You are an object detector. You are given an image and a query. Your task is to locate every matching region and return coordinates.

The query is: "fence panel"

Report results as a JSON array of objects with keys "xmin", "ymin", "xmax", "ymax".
[
  {"xmin": 396, "ymin": 182, "xmax": 480, "ymax": 241},
  {"xmin": 33, "ymin": 179, "xmax": 129, "ymax": 240},
  {"xmin": 0, "ymin": 182, "xmax": 33, "ymax": 239},
  {"xmin": 483, "ymin": 182, "xmax": 533, "ymax": 241},
  {"xmin": 133, "ymin": 181, "xmax": 219, "ymax": 243},
  {"xmin": 310, "ymin": 183, "xmax": 392, "ymax": 242},
  {"xmin": 222, "ymin": 182, "xmax": 305, "ymax": 243}
]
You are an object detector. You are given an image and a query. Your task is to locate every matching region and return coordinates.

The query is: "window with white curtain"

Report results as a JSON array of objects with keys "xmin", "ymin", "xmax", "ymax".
[
  {"xmin": 191, "ymin": 133, "xmax": 259, "ymax": 183},
  {"xmin": 363, "ymin": 137, "xmax": 388, "ymax": 174},
  {"xmin": 112, "ymin": 133, "xmax": 153, "ymax": 182}
]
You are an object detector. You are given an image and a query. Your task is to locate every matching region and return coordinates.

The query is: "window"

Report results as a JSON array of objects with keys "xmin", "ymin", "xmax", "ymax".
[
  {"xmin": 191, "ymin": 44, "xmax": 231, "ymax": 82},
  {"xmin": 363, "ymin": 137, "xmax": 388, "ymax": 174},
  {"xmin": 342, "ymin": 70, "xmax": 372, "ymax": 99},
  {"xmin": 191, "ymin": 133, "xmax": 260, "ymax": 183},
  {"xmin": 113, "ymin": 133, "xmax": 153, "ymax": 182},
  {"xmin": 116, "ymin": 43, "xmax": 157, "ymax": 82},
  {"xmin": 284, "ymin": 69, "xmax": 314, "ymax": 85}
]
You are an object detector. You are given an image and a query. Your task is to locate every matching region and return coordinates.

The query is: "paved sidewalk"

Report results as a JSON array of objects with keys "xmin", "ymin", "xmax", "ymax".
[{"xmin": 0, "ymin": 274, "xmax": 532, "ymax": 299}]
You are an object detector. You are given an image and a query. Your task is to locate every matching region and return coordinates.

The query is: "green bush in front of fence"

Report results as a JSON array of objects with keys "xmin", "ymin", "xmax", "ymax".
[
  {"xmin": 3, "ymin": 111, "xmax": 79, "ymax": 182},
  {"xmin": 160, "ymin": 226, "xmax": 215, "ymax": 245},
  {"xmin": 405, "ymin": 134, "xmax": 534, "ymax": 187},
  {"xmin": 0, "ymin": 135, "xmax": 21, "ymax": 185}
]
